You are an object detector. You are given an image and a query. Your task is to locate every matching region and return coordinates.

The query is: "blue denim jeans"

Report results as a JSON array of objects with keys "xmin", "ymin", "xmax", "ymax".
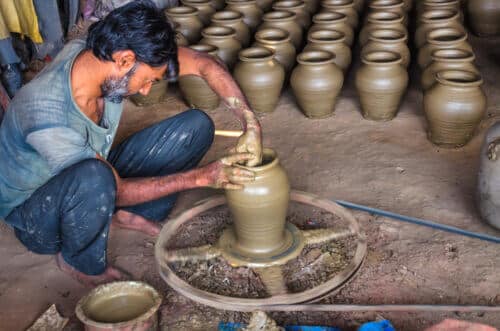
[{"xmin": 5, "ymin": 109, "xmax": 214, "ymax": 274}]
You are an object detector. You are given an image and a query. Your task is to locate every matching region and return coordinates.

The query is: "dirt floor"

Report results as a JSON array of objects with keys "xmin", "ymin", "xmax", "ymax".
[{"xmin": 0, "ymin": 28, "xmax": 499, "ymax": 330}]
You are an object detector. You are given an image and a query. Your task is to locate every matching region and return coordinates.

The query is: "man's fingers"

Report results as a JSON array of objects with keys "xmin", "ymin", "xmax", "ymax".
[
  {"xmin": 221, "ymin": 153, "xmax": 255, "ymax": 166},
  {"xmin": 229, "ymin": 175, "xmax": 255, "ymax": 183}
]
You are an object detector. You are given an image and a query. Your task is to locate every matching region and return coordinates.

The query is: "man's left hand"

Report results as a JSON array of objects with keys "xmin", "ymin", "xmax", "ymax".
[{"xmin": 231, "ymin": 115, "xmax": 262, "ymax": 167}]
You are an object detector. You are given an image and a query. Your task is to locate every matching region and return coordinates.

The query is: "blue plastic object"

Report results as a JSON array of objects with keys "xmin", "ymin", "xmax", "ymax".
[
  {"xmin": 358, "ymin": 320, "xmax": 395, "ymax": 331},
  {"xmin": 218, "ymin": 322, "xmax": 341, "ymax": 331}
]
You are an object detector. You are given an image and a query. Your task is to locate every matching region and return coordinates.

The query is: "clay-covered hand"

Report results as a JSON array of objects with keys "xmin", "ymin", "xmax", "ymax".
[
  {"xmin": 197, "ymin": 153, "xmax": 256, "ymax": 189},
  {"xmin": 487, "ymin": 138, "xmax": 500, "ymax": 161},
  {"xmin": 231, "ymin": 113, "xmax": 263, "ymax": 167}
]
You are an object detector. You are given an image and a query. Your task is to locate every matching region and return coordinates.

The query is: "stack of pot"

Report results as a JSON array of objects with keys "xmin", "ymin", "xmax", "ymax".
[{"xmin": 416, "ymin": 0, "xmax": 486, "ymax": 148}]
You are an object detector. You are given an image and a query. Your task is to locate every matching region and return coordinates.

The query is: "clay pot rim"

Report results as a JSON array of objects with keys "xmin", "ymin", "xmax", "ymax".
[
  {"xmin": 262, "ymin": 10, "xmax": 297, "ymax": 21},
  {"xmin": 308, "ymin": 29, "xmax": 346, "ymax": 43},
  {"xmin": 312, "ymin": 11, "xmax": 347, "ymax": 23},
  {"xmin": 362, "ymin": 51, "xmax": 403, "ymax": 65},
  {"xmin": 369, "ymin": 0, "xmax": 404, "ymax": 10},
  {"xmin": 297, "ymin": 50, "xmax": 336, "ymax": 65},
  {"xmin": 255, "ymin": 28, "xmax": 291, "ymax": 43},
  {"xmin": 211, "ymin": 10, "xmax": 244, "ymax": 23},
  {"xmin": 75, "ymin": 281, "xmax": 162, "ymax": 328},
  {"xmin": 166, "ymin": 6, "xmax": 199, "ymax": 16},
  {"xmin": 202, "ymin": 26, "xmax": 237, "ymax": 38},
  {"xmin": 435, "ymin": 70, "xmax": 483, "ymax": 87},
  {"xmin": 236, "ymin": 148, "xmax": 278, "ymax": 172},
  {"xmin": 238, "ymin": 47, "xmax": 276, "ymax": 61},
  {"xmin": 322, "ymin": 0, "xmax": 355, "ymax": 9},
  {"xmin": 431, "ymin": 49, "xmax": 475, "ymax": 62},
  {"xmin": 226, "ymin": 0, "xmax": 257, "ymax": 5},
  {"xmin": 423, "ymin": 0, "xmax": 459, "ymax": 6},
  {"xmin": 368, "ymin": 29, "xmax": 408, "ymax": 43},
  {"xmin": 190, "ymin": 43, "xmax": 219, "ymax": 55},
  {"xmin": 366, "ymin": 11, "xmax": 404, "ymax": 23},
  {"xmin": 273, "ymin": 0, "xmax": 306, "ymax": 10},
  {"xmin": 427, "ymin": 28, "xmax": 467, "ymax": 44},
  {"xmin": 181, "ymin": 0, "xmax": 212, "ymax": 5},
  {"xmin": 419, "ymin": 8, "xmax": 459, "ymax": 22}
]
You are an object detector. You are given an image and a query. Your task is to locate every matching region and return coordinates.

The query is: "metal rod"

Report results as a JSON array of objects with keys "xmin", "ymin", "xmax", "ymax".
[
  {"xmin": 335, "ymin": 200, "xmax": 500, "ymax": 244},
  {"xmin": 262, "ymin": 304, "xmax": 500, "ymax": 312},
  {"xmin": 215, "ymin": 129, "xmax": 243, "ymax": 137}
]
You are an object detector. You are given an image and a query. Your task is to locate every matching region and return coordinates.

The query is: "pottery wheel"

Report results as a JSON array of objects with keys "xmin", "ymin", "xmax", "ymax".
[{"xmin": 155, "ymin": 190, "xmax": 367, "ymax": 311}]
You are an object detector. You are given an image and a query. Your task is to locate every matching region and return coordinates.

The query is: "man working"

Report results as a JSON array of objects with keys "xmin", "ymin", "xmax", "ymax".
[{"xmin": 0, "ymin": 0, "xmax": 262, "ymax": 286}]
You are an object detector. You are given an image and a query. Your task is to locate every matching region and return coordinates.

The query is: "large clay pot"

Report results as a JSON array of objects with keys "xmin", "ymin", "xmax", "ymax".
[
  {"xmin": 254, "ymin": 28, "xmax": 297, "ymax": 75},
  {"xmin": 260, "ymin": 11, "xmax": 303, "ymax": 50},
  {"xmin": 355, "ymin": 51, "xmax": 409, "ymax": 121},
  {"xmin": 368, "ymin": 0, "xmax": 408, "ymax": 25},
  {"xmin": 361, "ymin": 29, "xmax": 410, "ymax": 68},
  {"xmin": 467, "ymin": 0, "xmax": 500, "ymax": 37},
  {"xmin": 421, "ymin": 49, "xmax": 479, "ymax": 90},
  {"xmin": 291, "ymin": 50, "xmax": 344, "ymax": 118},
  {"xmin": 233, "ymin": 47, "xmax": 285, "ymax": 113},
  {"xmin": 226, "ymin": 0, "xmax": 263, "ymax": 32},
  {"xmin": 201, "ymin": 26, "xmax": 242, "ymax": 68},
  {"xmin": 310, "ymin": 12, "xmax": 354, "ymax": 47},
  {"xmin": 181, "ymin": 0, "xmax": 215, "ymax": 26},
  {"xmin": 415, "ymin": 9, "xmax": 464, "ymax": 49},
  {"xmin": 321, "ymin": 0, "xmax": 359, "ymax": 28},
  {"xmin": 417, "ymin": 27, "xmax": 472, "ymax": 69},
  {"xmin": 272, "ymin": 0, "xmax": 311, "ymax": 29},
  {"xmin": 225, "ymin": 148, "xmax": 291, "ymax": 256},
  {"xmin": 359, "ymin": 11, "xmax": 406, "ymax": 47},
  {"xmin": 424, "ymin": 70, "xmax": 486, "ymax": 147},
  {"xmin": 211, "ymin": 11, "xmax": 251, "ymax": 47},
  {"xmin": 178, "ymin": 44, "xmax": 220, "ymax": 110},
  {"xmin": 165, "ymin": 6, "xmax": 204, "ymax": 44},
  {"xmin": 304, "ymin": 30, "xmax": 352, "ymax": 73}
]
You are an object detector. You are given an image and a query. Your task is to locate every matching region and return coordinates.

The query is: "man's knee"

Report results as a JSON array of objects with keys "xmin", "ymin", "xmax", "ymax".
[
  {"xmin": 183, "ymin": 109, "xmax": 215, "ymax": 139},
  {"xmin": 64, "ymin": 159, "xmax": 116, "ymax": 203}
]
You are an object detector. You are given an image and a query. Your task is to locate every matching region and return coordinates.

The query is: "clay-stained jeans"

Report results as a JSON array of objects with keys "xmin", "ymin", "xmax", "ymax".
[{"xmin": 5, "ymin": 109, "xmax": 214, "ymax": 275}]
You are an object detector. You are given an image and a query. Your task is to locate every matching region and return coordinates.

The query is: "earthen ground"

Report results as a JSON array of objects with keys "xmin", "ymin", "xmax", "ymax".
[{"xmin": 0, "ymin": 34, "xmax": 499, "ymax": 330}]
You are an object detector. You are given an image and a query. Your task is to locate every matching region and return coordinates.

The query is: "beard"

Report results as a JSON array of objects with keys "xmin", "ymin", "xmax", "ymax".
[{"xmin": 101, "ymin": 63, "xmax": 137, "ymax": 104}]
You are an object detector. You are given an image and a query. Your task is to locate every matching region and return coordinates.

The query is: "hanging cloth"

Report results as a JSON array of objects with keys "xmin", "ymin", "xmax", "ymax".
[{"xmin": 0, "ymin": 0, "xmax": 43, "ymax": 43}]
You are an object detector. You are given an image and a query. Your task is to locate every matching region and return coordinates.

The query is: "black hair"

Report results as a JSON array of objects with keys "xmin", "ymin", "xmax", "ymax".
[{"xmin": 86, "ymin": 0, "xmax": 178, "ymax": 78}]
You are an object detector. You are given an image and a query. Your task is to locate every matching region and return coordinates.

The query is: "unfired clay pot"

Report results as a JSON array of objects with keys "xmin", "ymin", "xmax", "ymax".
[
  {"xmin": 172, "ymin": 23, "xmax": 190, "ymax": 46},
  {"xmin": 225, "ymin": 148, "xmax": 291, "ymax": 256},
  {"xmin": 359, "ymin": 11, "xmax": 406, "ymax": 47},
  {"xmin": 211, "ymin": 0, "xmax": 226, "ymax": 11},
  {"xmin": 355, "ymin": 51, "xmax": 409, "ymax": 121},
  {"xmin": 368, "ymin": 0, "xmax": 407, "ymax": 26},
  {"xmin": 361, "ymin": 29, "xmax": 410, "ymax": 68},
  {"xmin": 260, "ymin": 11, "xmax": 303, "ymax": 50},
  {"xmin": 272, "ymin": 0, "xmax": 311, "ymax": 29},
  {"xmin": 226, "ymin": 0, "xmax": 263, "ymax": 32},
  {"xmin": 424, "ymin": 70, "xmax": 486, "ymax": 147},
  {"xmin": 417, "ymin": 0, "xmax": 461, "ymax": 16},
  {"xmin": 181, "ymin": 0, "xmax": 215, "ymax": 26},
  {"xmin": 290, "ymin": 50, "xmax": 344, "ymax": 118},
  {"xmin": 254, "ymin": 28, "xmax": 297, "ymax": 75},
  {"xmin": 310, "ymin": 12, "xmax": 354, "ymax": 47},
  {"xmin": 256, "ymin": 0, "xmax": 274, "ymax": 12},
  {"xmin": 415, "ymin": 9, "xmax": 464, "ymax": 49},
  {"xmin": 304, "ymin": 30, "xmax": 352, "ymax": 73},
  {"xmin": 233, "ymin": 47, "xmax": 285, "ymax": 113},
  {"xmin": 165, "ymin": 6, "xmax": 204, "ymax": 44},
  {"xmin": 211, "ymin": 11, "xmax": 251, "ymax": 47},
  {"xmin": 201, "ymin": 26, "xmax": 242, "ymax": 68},
  {"xmin": 178, "ymin": 44, "xmax": 220, "ymax": 110},
  {"xmin": 421, "ymin": 49, "xmax": 479, "ymax": 90},
  {"xmin": 467, "ymin": 0, "xmax": 500, "ymax": 37},
  {"xmin": 302, "ymin": 0, "xmax": 321, "ymax": 14},
  {"xmin": 321, "ymin": 0, "xmax": 359, "ymax": 28}
]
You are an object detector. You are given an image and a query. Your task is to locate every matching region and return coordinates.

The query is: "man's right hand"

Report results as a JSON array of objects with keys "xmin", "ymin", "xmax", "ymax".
[{"xmin": 196, "ymin": 153, "xmax": 256, "ymax": 190}]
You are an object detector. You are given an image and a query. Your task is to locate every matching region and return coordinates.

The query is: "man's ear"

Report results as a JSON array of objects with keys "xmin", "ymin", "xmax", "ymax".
[{"xmin": 111, "ymin": 50, "xmax": 136, "ymax": 74}]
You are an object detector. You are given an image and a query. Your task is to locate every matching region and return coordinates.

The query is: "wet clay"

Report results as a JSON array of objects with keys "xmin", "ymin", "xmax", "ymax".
[
  {"xmin": 321, "ymin": 0, "xmax": 359, "ymax": 28},
  {"xmin": 211, "ymin": 11, "xmax": 251, "ymax": 47},
  {"xmin": 272, "ymin": 0, "xmax": 311, "ymax": 30},
  {"xmin": 226, "ymin": 0, "xmax": 263, "ymax": 32},
  {"xmin": 359, "ymin": 11, "xmax": 406, "ymax": 47},
  {"xmin": 467, "ymin": 0, "xmax": 500, "ymax": 37},
  {"xmin": 253, "ymin": 28, "xmax": 297, "ymax": 76},
  {"xmin": 259, "ymin": 11, "xmax": 303, "ymax": 50},
  {"xmin": 414, "ymin": 9, "xmax": 464, "ymax": 49},
  {"xmin": 361, "ymin": 29, "xmax": 410, "ymax": 68},
  {"xmin": 200, "ymin": 26, "xmax": 242, "ymax": 69},
  {"xmin": 310, "ymin": 12, "xmax": 354, "ymax": 47},
  {"xmin": 180, "ymin": 0, "xmax": 215, "ymax": 26},
  {"xmin": 304, "ymin": 30, "xmax": 352, "ymax": 74},
  {"xmin": 165, "ymin": 6, "xmax": 204, "ymax": 44}
]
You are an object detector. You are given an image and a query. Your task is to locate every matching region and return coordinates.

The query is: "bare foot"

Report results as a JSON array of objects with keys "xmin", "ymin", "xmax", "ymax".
[
  {"xmin": 56, "ymin": 253, "xmax": 123, "ymax": 287},
  {"xmin": 112, "ymin": 210, "xmax": 161, "ymax": 236}
]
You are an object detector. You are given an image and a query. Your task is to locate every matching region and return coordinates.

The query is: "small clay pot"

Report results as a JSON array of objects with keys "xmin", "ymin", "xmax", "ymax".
[
  {"xmin": 201, "ymin": 26, "xmax": 242, "ymax": 69},
  {"xmin": 310, "ymin": 12, "xmax": 354, "ymax": 47},
  {"xmin": 415, "ymin": 9, "xmax": 464, "ymax": 49},
  {"xmin": 304, "ymin": 30, "xmax": 352, "ymax": 73},
  {"xmin": 417, "ymin": 27, "xmax": 472, "ymax": 69},
  {"xmin": 179, "ymin": 44, "xmax": 221, "ymax": 110},
  {"xmin": 417, "ymin": 0, "xmax": 462, "ymax": 17},
  {"xmin": 423, "ymin": 70, "xmax": 486, "ymax": 147},
  {"xmin": 172, "ymin": 22, "xmax": 190, "ymax": 46},
  {"xmin": 290, "ymin": 50, "xmax": 344, "ymax": 118},
  {"xmin": 211, "ymin": 11, "xmax": 251, "ymax": 47},
  {"xmin": 233, "ymin": 47, "xmax": 285, "ymax": 113},
  {"xmin": 359, "ymin": 11, "xmax": 407, "ymax": 47},
  {"xmin": 272, "ymin": 0, "xmax": 311, "ymax": 29},
  {"xmin": 361, "ymin": 29, "xmax": 410, "ymax": 68},
  {"xmin": 321, "ymin": 0, "xmax": 359, "ymax": 28},
  {"xmin": 130, "ymin": 80, "xmax": 168, "ymax": 106},
  {"xmin": 226, "ymin": 0, "xmax": 264, "ymax": 32},
  {"xmin": 165, "ymin": 6, "xmax": 204, "ymax": 44},
  {"xmin": 260, "ymin": 11, "xmax": 303, "ymax": 50},
  {"xmin": 368, "ymin": 0, "xmax": 408, "ymax": 26},
  {"xmin": 355, "ymin": 51, "xmax": 409, "ymax": 121},
  {"xmin": 467, "ymin": 0, "xmax": 500, "ymax": 37},
  {"xmin": 421, "ymin": 49, "xmax": 479, "ymax": 90},
  {"xmin": 181, "ymin": 0, "xmax": 215, "ymax": 26},
  {"xmin": 254, "ymin": 28, "xmax": 297, "ymax": 75}
]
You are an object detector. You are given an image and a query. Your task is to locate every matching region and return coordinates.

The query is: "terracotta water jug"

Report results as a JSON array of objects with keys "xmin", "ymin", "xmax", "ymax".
[
  {"xmin": 424, "ymin": 70, "xmax": 486, "ymax": 147},
  {"xmin": 260, "ymin": 11, "xmax": 303, "ymax": 50},
  {"xmin": 272, "ymin": 0, "xmax": 311, "ymax": 29},
  {"xmin": 355, "ymin": 51, "xmax": 408, "ymax": 121},
  {"xmin": 310, "ymin": 12, "xmax": 354, "ymax": 47},
  {"xmin": 201, "ymin": 26, "xmax": 242, "ymax": 68},
  {"xmin": 181, "ymin": 0, "xmax": 215, "ymax": 25},
  {"xmin": 415, "ymin": 9, "xmax": 464, "ymax": 49},
  {"xmin": 321, "ymin": 0, "xmax": 359, "ymax": 28},
  {"xmin": 178, "ymin": 44, "xmax": 220, "ymax": 110},
  {"xmin": 359, "ymin": 11, "xmax": 406, "ymax": 47},
  {"xmin": 211, "ymin": 11, "xmax": 251, "ymax": 47},
  {"xmin": 304, "ymin": 30, "xmax": 352, "ymax": 73},
  {"xmin": 290, "ymin": 50, "xmax": 344, "ymax": 118},
  {"xmin": 361, "ymin": 29, "xmax": 410, "ymax": 68},
  {"xmin": 254, "ymin": 28, "xmax": 297, "ymax": 75},
  {"xmin": 226, "ymin": 0, "xmax": 263, "ymax": 32},
  {"xmin": 467, "ymin": 0, "xmax": 500, "ymax": 37},
  {"xmin": 165, "ymin": 6, "xmax": 204, "ymax": 44},
  {"xmin": 368, "ymin": 0, "xmax": 407, "ymax": 25},
  {"xmin": 421, "ymin": 49, "xmax": 479, "ymax": 90}
]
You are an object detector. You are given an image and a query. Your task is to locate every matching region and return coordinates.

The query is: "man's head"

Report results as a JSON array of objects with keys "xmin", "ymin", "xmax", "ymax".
[{"xmin": 86, "ymin": 0, "xmax": 178, "ymax": 103}]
